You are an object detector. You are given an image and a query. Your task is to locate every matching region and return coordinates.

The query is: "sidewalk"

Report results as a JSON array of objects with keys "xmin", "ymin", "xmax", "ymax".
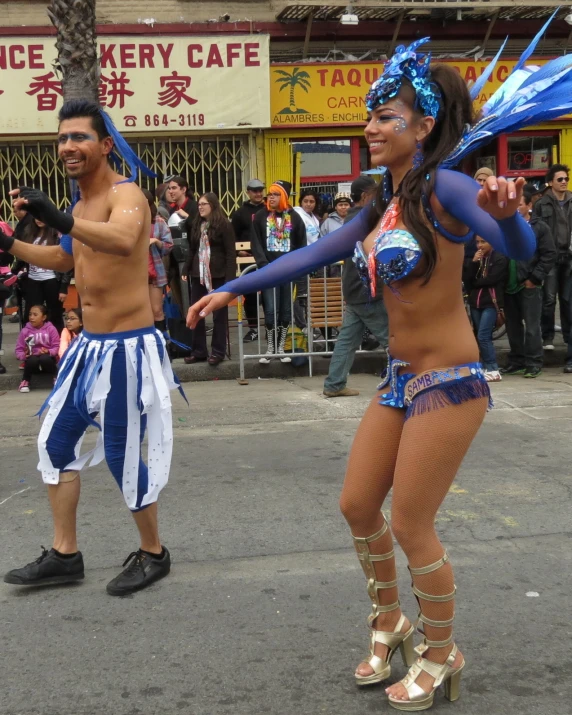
[
  {"xmin": 0, "ymin": 309, "xmax": 389, "ymax": 390},
  {"xmin": 1, "ymin": 310, "xmax": 570, "ymax": 391}
]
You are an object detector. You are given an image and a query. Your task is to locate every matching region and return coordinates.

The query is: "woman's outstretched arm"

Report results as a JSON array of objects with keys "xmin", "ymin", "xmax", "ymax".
[
  {"xmin": 187, "ymin": 204, "xmax": 372, "ymax": 326},
  {"xmin": 220, "ymin": 205, "xmax": 371, "ymax": 296},
  {"xmin": 435, "ymin": 170, "xmax": 536, "ymax": 260}
]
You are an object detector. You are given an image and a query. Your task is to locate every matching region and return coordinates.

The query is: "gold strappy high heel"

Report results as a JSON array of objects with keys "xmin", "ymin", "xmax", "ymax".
[
  {"xmin": 388, "ymin": 552, "xmax": 464, "ymax": 711},
  {"xmin": 353, "ymin": 522, "xmax": 416, "ymax": 686}
]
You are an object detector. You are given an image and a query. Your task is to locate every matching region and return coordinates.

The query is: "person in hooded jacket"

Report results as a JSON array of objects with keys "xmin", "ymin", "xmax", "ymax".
[
  {"xmin": 501, "ymin": 185, "xmax": 556, "ymax": 378},
  {"xmin": 320, "ymin": 192, "xmax": 352, "ymax": 237},
  {"xmin": 250, "ymin": 180, "xmax": 306, "ymax": 363},
  {"xmin": 231, "ymin": 179, "xmax": 267, "ymax": 342}
]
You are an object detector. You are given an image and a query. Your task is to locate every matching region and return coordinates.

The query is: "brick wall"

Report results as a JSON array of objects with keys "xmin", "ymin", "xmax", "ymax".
[{"xmin": 0, "ymin": 1, "xmax": 277, "ymax": 27}]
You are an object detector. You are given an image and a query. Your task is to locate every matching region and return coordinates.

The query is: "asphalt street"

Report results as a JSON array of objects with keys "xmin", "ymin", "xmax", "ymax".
[{"xmin": 0, "ymin": 372, "xmax": 571, "ymax": 715}]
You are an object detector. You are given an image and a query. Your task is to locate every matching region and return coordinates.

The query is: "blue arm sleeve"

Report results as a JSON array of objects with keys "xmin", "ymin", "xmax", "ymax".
[
  {"xmin": 216, "ymin": 205, "xmax": 371, "ymax": 295},
  {"xmin": 60, "ymin": 234, "xmax": 73, "ymax": 256},
  {"xmin": 434, "ymin": 169, "xmax": 536, "ymax": 260}
]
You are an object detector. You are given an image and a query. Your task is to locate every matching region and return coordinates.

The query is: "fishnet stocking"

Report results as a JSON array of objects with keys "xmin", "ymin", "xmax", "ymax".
[
  {"xmin": 388, "ymin": 395, "xmax": 488, "ymax": 700},
  {"xmin": 340, "ymin": 397, "xmax": 406, "ymax": 675},
  {"xmin": 340, "ymin": 392, "xmax": 488, "ymax": 689}
]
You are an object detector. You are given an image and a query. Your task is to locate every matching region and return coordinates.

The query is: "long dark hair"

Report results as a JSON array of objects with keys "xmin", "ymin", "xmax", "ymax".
[
  {"xmin": 299, "ymin": 189, "xmax": 321, "ymax": 217},
  {"xmin": 191, "ymin": 192, "xmax": 228, "ymax": 238},
  {"xmin": 22, "ymin": 219, "xmax": 59, "ymax": 246},
  {"xmin": 371, "ymin": 64, "xmax": 474, "ymax": 283}
]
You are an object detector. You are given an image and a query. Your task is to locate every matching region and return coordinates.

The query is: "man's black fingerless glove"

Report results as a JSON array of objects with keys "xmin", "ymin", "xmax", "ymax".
[
  {"xmin": 19, "ymin": 187, "xmax": 74, "ymax": 235},
  {"xmin": 0, "ymin": 229, "xmax": 15, "ymax": 253}
]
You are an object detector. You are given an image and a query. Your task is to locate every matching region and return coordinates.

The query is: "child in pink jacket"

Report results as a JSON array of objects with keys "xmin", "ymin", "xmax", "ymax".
[{"xmin": 15, "ymin": 304, "xmax": 60, "ymax": 393}]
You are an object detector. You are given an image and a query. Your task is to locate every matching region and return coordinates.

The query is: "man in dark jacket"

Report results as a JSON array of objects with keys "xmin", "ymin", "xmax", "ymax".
[
  {"xmin": 534, "ymin": 164, "xmax": 572, "ymax": 349},
  {"xmin": 251, "ymin": 179, "xmax": 306, "ymax": 363},
  {"xmin": 323, "ymin": 176, "xmax": 389, "ymax": 397},
  {"xmin": 502, "ymin": 185, "xmax": 556, "ymax": 378},
  {"xmin": 231, "ymin": 178, "xmax": 266, "ymax": 342}
]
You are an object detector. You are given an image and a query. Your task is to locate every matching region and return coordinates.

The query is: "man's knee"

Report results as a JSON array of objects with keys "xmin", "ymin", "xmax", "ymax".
[
  {"xmin": 44, "ymin": 433, "xmax": 77, "ymax": 472},
  {"xmin": 58, "ymin": 470, "xmax": 80, "ymax": 484}
]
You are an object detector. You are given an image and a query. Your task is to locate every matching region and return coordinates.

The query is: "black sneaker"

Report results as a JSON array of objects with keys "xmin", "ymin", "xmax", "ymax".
[
  {"xmin": 500, "ymin": 364, "xmax": 525, "ymax": 375},
  {"xmin": 0, "ymin": 360, "xmax": 5, "ymax": 375},
  {"xmin": 564, "ymin": 364, "xmax": 572, "ymax": 374},
  {"xmin": 523, "ymin": 367, "xmax": 542, "ymax": 378},
  {"xmin": 106, "ymin": 547, "xmax": 170, "ymax": 596},
  {"xmin": 243, "ymin": 328, "xmax": 258, "ymax": 342},
  {"xmin": 4, "ymin": 547, "xmax": 84, "ymax": 586}
]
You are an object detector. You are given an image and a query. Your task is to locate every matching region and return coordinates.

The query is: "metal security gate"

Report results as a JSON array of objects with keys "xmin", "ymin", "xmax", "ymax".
[{"xmin": 0, "ymin": 133, "xmax": 254, "ymax": 219}]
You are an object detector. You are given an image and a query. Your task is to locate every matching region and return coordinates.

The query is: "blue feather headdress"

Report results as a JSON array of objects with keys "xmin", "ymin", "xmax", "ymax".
[
  {"xmin": 365, "ymin": 38, "xmax": 442, "ymax": 119},
  {"xmin": 443, "ymin": 10, "xmax": 572, "ymax": 168},
  {"xmin": 100, "ymin": 108, "xmax": 156, "ymax": 183}
]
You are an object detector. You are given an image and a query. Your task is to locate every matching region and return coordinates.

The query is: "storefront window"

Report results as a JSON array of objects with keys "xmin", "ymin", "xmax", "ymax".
[
  {"xmin": 508, "ymin": 136, "xmax": 555, "ymax": 173},
  {"xmin": 293, "ymin": 140, "xmax": 352, "ymax": 178}
]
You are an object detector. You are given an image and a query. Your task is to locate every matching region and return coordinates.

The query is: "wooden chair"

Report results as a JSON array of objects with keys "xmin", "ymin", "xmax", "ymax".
[
  {"xmin": 226, "ymin": 242, "xmax": 258, "ymax": 358},
  {"xmin": 236, "ymin": 241, "xmax": 256, "ymax": 276},
  {"xmin": 308, "ymin": 276, "xmax": 344, "ymax": 331}
]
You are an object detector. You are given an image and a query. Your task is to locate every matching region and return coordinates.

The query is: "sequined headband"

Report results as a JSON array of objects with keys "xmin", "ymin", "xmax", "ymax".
[{"xmin": 365, "ymin": 38, "xmax": 442, "ymax": 119}]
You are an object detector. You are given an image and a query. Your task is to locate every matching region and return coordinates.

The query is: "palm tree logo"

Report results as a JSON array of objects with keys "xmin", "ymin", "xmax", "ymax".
[{"xmin": 274, "ymin": 68, "xmax": 311, "ymax": 115}]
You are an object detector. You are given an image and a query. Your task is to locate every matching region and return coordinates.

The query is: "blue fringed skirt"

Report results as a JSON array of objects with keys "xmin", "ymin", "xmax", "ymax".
[{"xmin": 378, "ymin": 352, "xmax": 492, "ymax": 420}]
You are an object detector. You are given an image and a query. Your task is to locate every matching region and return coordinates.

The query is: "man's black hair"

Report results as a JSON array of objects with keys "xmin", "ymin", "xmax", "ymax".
[
  {"xmin": 58, "ymin": 100, "xmax": 110, "ymax": 140},
  {"xmin": 545, "ymin": 163, "xmax": 570, "ymax": 184},
  {"xmin": 166, "ymin": 175, "xmax": 189, "ymax": 190},
  {"xmin": 522, "ymin": 184, "xmax": 537, "ymax": 205}
]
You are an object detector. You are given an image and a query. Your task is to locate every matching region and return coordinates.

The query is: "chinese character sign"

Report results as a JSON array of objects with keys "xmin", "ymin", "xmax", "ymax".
[{"xmin": 0, "ymin": 36, "xmax": 270, "ymax": 134}]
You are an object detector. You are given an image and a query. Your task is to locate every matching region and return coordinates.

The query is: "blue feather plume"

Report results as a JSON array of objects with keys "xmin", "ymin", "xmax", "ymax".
[
  {"xmin": 469, "ymin": 37, "xmax": 508, "ymax": 101},
  {"xmin": 100, "ymin": 109, "xmax": 156, "ymax": 183},
  {"xmin": 443, "ymin": 12, "xmax": 572, "ymax": 169}
]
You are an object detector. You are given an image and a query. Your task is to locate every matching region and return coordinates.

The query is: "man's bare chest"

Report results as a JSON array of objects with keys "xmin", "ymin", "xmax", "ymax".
[{"xmin": 74, "ymin": 196, "xmax": 111, "ymax": 223}]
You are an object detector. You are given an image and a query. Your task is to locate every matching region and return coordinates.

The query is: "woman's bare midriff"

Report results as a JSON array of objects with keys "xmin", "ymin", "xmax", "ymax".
[
  {"xmin": 363, "ymin": 216, "xmax": 479, "ymax": 373},
  {"xmin": 74, "ymin": 242, "xmax": 154, "ymax": 334}
]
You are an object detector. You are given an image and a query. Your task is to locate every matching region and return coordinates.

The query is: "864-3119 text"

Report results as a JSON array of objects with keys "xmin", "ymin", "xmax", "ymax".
[{"xmin": 144, "ymin": 113, "xmax": 205, "ymax": 127}]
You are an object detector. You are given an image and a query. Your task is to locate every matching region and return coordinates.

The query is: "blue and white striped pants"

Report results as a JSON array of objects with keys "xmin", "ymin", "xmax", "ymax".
[{"xmin": 37, "ymin": 326, "xmax": 183, "ymax": 512}]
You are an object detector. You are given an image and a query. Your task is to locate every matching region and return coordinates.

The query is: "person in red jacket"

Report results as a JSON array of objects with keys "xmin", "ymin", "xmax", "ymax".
[{"xmin": 15, "ymin": 304, "xmax": 60, "ymax": 392}]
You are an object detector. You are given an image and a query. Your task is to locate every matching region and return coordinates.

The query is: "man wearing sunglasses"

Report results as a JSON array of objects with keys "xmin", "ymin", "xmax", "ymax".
[{"xmin": 534, "ymin": 164, "xmax": 572, "ymax": 358}]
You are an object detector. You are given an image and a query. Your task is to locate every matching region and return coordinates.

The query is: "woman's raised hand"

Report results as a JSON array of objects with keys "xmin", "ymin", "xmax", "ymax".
[
  {"xmin": 476, "ymin": 176, "xmax": 525, "ymax": 221},
  {"xmin": 186, "ymin": 291, "xmax": 236, "ymax": 328}
]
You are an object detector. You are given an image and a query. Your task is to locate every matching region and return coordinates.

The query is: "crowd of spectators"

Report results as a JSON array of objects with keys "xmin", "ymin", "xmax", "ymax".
[{"xmin": 1, "ymin": 162, "xmax": 571, "ymax": 392}]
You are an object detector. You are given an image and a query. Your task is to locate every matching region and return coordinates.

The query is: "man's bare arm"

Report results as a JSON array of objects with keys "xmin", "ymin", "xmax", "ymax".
[
  {"xmin": 11, "ymin": 183, "xmax": 149, "ymax": 258},
  {"xmin": 0, "ymin": 237, "xmax": 74, "ymax": 272},
  {"xmin": 69, "ymin": 183, "xmax": 150, "ymax": 257}
]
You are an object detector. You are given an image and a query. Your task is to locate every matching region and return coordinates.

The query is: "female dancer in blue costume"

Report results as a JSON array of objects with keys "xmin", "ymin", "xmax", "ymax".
[{"xmin": 189, "ymin": 24, "xmax": 572, "ymax": 711}]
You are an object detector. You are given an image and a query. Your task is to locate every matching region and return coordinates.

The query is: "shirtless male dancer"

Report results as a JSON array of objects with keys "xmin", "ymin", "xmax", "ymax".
[{"xmin": 0, "ymin": 100, "xmax": 179, "ymax": 596}]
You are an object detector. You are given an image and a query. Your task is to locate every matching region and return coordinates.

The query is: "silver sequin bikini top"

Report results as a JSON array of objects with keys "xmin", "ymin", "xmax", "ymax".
[{"xmin": 353, "ymin": 228, "xmax": 422, "ymax": 291}]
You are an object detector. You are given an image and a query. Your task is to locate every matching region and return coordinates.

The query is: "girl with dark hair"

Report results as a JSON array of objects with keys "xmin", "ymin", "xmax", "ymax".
[
  {"xmin": 15, "ymin": 304, "xmax": 60, "ymax": 393},
  {"xmin": 182, "ymin": 192, "xmax": 236, "ymax": 365},
  {"xmin": 16, "ymin": 219, "xmax": 66, "ymax": 334},
  {"xmin": 58, "ymin": 307, "xmax": 83, "ymax": 358},
  {"xmin": 189, "ymin": 30, "xmax": 572, "ymax": 709},
  {"xmin": 142, "ymin": 189, "xmax": 173, "ymax": 333},
  {"xmin": 294, "ymin": 189, "xmax": 321, "ymax": 245}
]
